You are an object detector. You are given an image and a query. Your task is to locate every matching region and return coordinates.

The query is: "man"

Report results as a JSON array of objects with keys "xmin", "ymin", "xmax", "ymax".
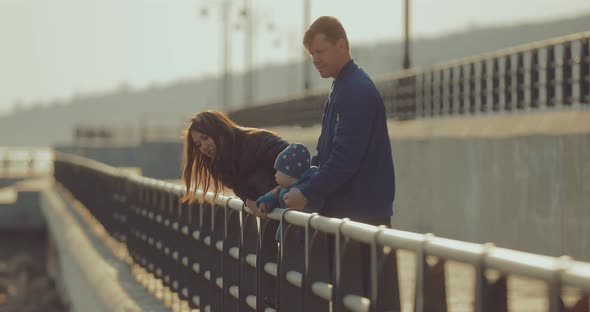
[
  {"xmin": 284, "ymin": 16, "xmax": 395, "ymax": 227},
  {"xmin": 282, "ymin": 16, "xmax": 396, "ymax": 302},
  {"xmin": 283, "ymin": 16, "xmax": 395, "ymax": 297}
]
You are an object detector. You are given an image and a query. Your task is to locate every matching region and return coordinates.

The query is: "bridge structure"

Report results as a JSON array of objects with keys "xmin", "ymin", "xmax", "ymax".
[{"xmin": 1, "ymin": 32, "xmax": 590, "ymax": 311}]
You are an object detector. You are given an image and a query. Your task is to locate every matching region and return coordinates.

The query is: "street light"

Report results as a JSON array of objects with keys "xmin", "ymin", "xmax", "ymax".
[
  {"xmin": 403, "ymin": 0, "xmax": 412, "ymax": 69},
  {"xmin": 303, "ymin": 0, "xmax": 311, "ymax": 95},
  {"xmin": 199, "ymin": 0, "xmax": 234, "ymax": 111},
  {"xmin": 242, "ymin": 0, "xmax": 254, "ymax": 107},
  {"xmin": 235, "ymin": 6, "xmax": 283, "ymax": 107}
]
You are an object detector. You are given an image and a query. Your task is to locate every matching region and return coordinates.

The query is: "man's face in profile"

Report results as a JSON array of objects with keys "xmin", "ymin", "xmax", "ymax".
[{"xmin": 307, "ymin": 33, "xmax": 346, "ymax": 79}]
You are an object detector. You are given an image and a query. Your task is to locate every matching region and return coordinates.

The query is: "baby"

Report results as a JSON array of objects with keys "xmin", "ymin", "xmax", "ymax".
[{"xmin": 256, "ymin": 143, "xmax": 322, "ymax": 239}]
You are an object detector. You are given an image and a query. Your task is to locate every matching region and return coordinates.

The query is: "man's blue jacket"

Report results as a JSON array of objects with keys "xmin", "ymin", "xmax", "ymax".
[{"xmin": 298, "ymin": 60, "xmax": 395, "ymax": 220}]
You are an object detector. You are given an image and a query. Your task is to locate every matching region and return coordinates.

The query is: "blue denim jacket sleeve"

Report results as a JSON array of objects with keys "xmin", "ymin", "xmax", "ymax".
[
  {"xmin": 293, "ymin": 169, "xmax": 324, "ymax": 213},
  {"xmin": 256, "ymin": 191, "xmax": 280, "ymax": 214}
]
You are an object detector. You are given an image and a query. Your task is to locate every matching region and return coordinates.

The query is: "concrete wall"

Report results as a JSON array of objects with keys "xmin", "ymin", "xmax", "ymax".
[
  {"xmin": 272, "ymin": 110, "xmax": 590, "ymax": 261},
  {"xmin": 392, "ymin": 133, "xmax": 590, "ymax": 260}
]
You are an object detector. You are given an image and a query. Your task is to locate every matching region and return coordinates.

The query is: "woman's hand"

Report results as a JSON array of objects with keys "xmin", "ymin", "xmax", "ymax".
[
  {"xmin": 245, "ymin": 199, "xmax": 267, "ymax": 219},
  {"xmin": 258, "ymin": 202, "xmax": 269, "ymax": 214}
]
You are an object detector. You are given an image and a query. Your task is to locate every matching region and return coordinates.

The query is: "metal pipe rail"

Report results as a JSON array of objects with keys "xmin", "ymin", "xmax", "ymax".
[
  {"xmin": 53, "ymin": 152, "xmax": 590, "ymax": 311},
  {"xmin": 228, "ymin": 32, "xmax": 590, "ymax": 127}
]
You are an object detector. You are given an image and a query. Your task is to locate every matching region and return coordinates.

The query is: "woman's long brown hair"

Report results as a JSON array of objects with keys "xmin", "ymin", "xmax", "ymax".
[{"xmin": 181, "ymin": 111, "xmax": 237, "ymax": 204}]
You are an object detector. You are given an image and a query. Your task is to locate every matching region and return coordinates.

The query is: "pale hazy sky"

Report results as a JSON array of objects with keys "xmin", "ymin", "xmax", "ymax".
[{"xmin": 1, "ymin": 0, "xmax": 590, "ymax": 115}]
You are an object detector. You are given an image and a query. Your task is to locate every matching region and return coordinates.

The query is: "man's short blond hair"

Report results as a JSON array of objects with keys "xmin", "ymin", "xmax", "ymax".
[{"xmin": 303, "ymin": 16, "xmax": 349, "ymax": 52}]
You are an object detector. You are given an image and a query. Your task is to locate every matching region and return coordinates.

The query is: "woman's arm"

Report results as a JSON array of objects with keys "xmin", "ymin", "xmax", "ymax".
[
  {"xmin": 245, "ymin": 198, "xmax": 267, "ymax": 219},
  {"xmin": 234, "ymin": 131, "xmax": 288, "ymax": 218},
  {"xmin": 235, "ymin": 131, "xmax": 288, "ymax": 200}
]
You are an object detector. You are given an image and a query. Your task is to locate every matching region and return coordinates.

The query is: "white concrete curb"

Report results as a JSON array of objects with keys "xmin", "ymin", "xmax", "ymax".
[{"xmin": 39, "ymin": 183, "xmax": 164, "ymax": 312}]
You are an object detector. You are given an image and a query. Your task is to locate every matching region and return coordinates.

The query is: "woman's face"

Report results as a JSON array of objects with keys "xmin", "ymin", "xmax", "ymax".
[{"xmin": 190, "ymin": 130, "xmax": 217, "ymax": 159}]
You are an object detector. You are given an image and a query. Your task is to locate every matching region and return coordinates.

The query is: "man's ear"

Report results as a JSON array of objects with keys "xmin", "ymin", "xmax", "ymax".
[{"xmin": 337, "ymin": 38, "xmax": 347, "ymax": 54}]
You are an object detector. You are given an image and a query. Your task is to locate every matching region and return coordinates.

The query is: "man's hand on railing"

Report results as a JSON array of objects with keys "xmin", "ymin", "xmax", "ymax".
[
  {"xmin": 245, "ymin": 199, "xmax": 267, "ymax": 219},
  {"xmin": 283, "ymin": 188, "xmax": 307, "ymax": 211}
]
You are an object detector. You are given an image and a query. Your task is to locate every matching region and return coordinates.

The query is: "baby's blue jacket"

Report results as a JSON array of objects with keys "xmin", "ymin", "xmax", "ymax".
[
  {"xmin": 256, "ymin": 167, "xmax": 322, "ymax": 240},
  {"xmin": 256, "ymin": 166, "xmax": 321, "ymax": 213}
]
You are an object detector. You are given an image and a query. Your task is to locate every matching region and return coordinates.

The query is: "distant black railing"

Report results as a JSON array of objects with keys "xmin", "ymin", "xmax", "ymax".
[
  {"xmin": 54, "ymin": 153, "xmax": 590, "ymax": 312},
  {"xmin": 229, "ymin": 32, "xmax": 590, "ymax": 127}
]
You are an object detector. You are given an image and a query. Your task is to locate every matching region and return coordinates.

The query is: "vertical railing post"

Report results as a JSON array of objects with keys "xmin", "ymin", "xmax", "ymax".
[
  {"xmin": 392, "ymin": 77, "xmax": 403, "ymax": 118},
  {"xmin": 188, "ymin": 202, "xmax": 205, "ymax": 309},
  {"xmin": 240, "ymin": 206, "xmax": 259, "ymax": 311},
  {"xmin": 427, "ymin": 71, "xmax": 435, "ymax": 117},
  {"xmin": 438, "ymin": 69, "xmax": 445, "ymax": 116},
  {"xmin": 409, "ymin": 74, "xmax": 418, "ymax": 120},
  {"xmin": 374, "ymin": 226, "xmax": 401, "ymax": 311},
  {"xmin": 177, "ymin": 197, "xmax": 193, "ymax": 303},
  {"xmin": 222, "ymin": 199, "xmax": 241, "ymax": 312},
  {"xmin": 336, "ymin": 238, "xmax": 364, "ymax": 311},
  {"xmin": 469, "ymin": 62, "xmax": 477, "ymax": 114},
  {"xmin": 304, "ymin": 215, "xmax": 331, "ymax": 311},
  {"xmin": 546, "ymin": 45, "xmax": 557, "ymax": 107},
  {"xmin": 414, "ymin": 233, "xmax": 447, "ymax": 312},
  {"xmin": 421, "ymin": 71, "xmax": 431, "ymax": 117},
  {"xmin": 210, "ymin": 203, "xmax": 225, "ymax": 311},
  {"xmin": 579, "ymin": 38, "xmax": 589, "ymax": 105},
  {"xmin": 448, "ymin": 67, "xmax": 455, "ymax": 115},
  {"xmin": 199, "ymin": 203, "xmax": 213, "ymax": 310},
  {"xmin": 257, "ymin": 217, "xmax": 280, "ymax": 310},
  {"xmin": 332, "ymin": 219, "xmax": 348, "ymax": 312},
  {"xmin": 415, "ymin": 72, "xmax": 423, "ymax": 118},
  {"xmin": 168, "ymin": 189, "xmax": 183, "ymax": 296},
  {"xmin": 135, "ymin": 181, "xmax": 147, "ymax": 270},
  {"xmin": 516, "ymin": 52, "xmax": 525, "ymax": 110},
  {"xmin": 562, "ymin": 41, "xmax": 574, "ymax": 106},
  {"xmin": 278, "ymin": 211, "xmax": 305, "ymax": 312},
  {"xmin": 504, "ymin": 54, "xmax": 513, "ymax": 112},
  {"xmin": 159, "ymin": 186, "xmax": 173, "ymax": 292},
  {"xmin": 145, "ymin": 183, "xmax": 159, "ymax": 279},
  {"xmin": 492, "ymin": 58, "xmax": 501, "ymax": 112},
  {"xmin": 480, "ymin": 59, "xmax": 488, "ymax": 113},
  {"xmin": 531, "ymin": 49, "xmax": 541, "ymax": 109},
  {"xmin": 458, "ymin": 65, "xmax": 465, "ymax": 114}
]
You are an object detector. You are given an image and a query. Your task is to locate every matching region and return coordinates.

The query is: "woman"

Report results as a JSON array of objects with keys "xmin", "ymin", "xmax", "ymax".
[{"xmin": 180, "ymin": 110, "xmax": 289, "ymax": 218}]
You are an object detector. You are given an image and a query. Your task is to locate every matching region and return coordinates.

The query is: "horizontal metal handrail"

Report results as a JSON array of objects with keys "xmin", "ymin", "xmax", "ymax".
[
  {"xmin": 53, "ymin": 153, "xmax": 590, "ymax": 311},
  {"xmin": 130, "ymin": 165, "xmax": 590, "ymax": 292}
]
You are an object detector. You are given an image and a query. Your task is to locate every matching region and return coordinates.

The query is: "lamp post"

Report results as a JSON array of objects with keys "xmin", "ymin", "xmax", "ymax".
[
  {"xmin": 199, "ymin": 0, "xmax": 233, "ymax": 111},
  {"xmin": 242, "ymin": 0, "xmax": 254, "ymax": 106},
  {"xmin": 403, "ymin": 0, "xmax": 411, "ymax": 70},
  {"xmin": 303, "ymin": 0, "xmax": 311, "ymax": 95},
  {"xmin": 236, "ymin": 6, "xmax": 283, "ymax": 107}
]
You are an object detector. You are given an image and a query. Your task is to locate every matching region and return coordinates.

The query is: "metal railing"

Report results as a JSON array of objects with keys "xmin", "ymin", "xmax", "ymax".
[
  {"xmin": 229, "ymin": 32, "xmax": 590, "ymax": 127},
  {"xmin": 53, "ymin": 153, "xmax": 590, "ymax": 311}
]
